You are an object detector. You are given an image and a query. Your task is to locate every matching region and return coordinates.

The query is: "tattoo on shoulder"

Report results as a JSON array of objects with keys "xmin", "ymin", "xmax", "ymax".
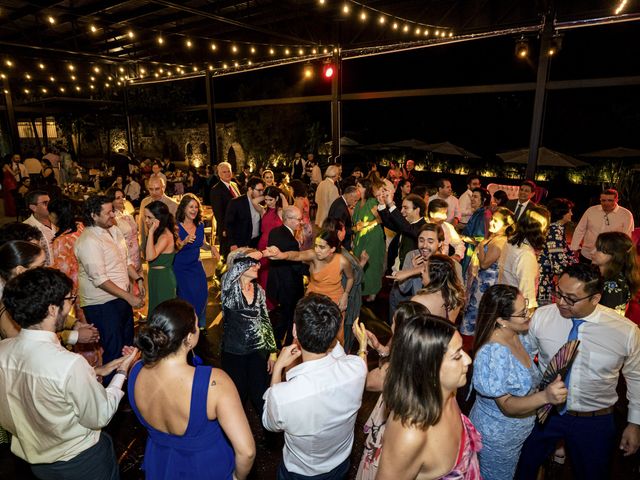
[{"xmin": 210, "ymin": 379, "xmax": 217, "ymax": 387}]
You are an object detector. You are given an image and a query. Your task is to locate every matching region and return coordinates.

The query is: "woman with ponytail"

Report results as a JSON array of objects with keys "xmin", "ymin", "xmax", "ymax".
[{"xmin": 129, "ymin": 299, "xmax": 255, "ymax": 480}]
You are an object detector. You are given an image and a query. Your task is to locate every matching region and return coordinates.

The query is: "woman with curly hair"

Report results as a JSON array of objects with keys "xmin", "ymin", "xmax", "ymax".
[
  {"xmin": 591, "ymin": 231, "xmax": 640, "ymax": 315},
  {"xmin": 144, "ymin": 200, "xmax": 178, "ymax": 314},
  {"xmin": 410, "ymin": 254, "xmax": 465, "ymax": 322}
]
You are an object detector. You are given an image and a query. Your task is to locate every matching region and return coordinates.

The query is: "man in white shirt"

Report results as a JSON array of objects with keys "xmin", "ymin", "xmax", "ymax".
[
  {"xmin": 138, "ymin": 176, "xmax": 178, "ymax": 254},
  {"xmin": 314, "ymin": 165, "xmax": 340, "ymax": 227},
  {"xmin": 124, "ymin": 175, "xmax": 141, "ymax": 204},
  {"xmin": 570, "ymin": 188, "xmax": 634, "ymax": 262},
  {"xmin": 428, "ymin": 178, "xmax": 461, "ymax": 225},
  {"xmin": 516, "ymin": 264, "xmax": 640, "ymax": 480},
  {"xmin": 263, "ymin": 294, "xmax": 367, "ymax": 479},
  {"xmin": 458, "ymin": 175, "xmax": 481, "ymax": 226},
  {"xmin": 75, "ymin": 195, "xmax": 144, "ymax": 383},
  {"xmin": 506, "ymin": 180, "xmax": 537, "ymax": 222},
  {"xmin": 23, "ymin": 190, "xmax": 57, "ymax": 265},
  {"xmin": 0, "ymin": 267, "xmax": 137, "ymax": 479}
]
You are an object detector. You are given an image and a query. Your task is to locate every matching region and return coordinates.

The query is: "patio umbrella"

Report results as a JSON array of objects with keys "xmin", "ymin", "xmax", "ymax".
[
  {"xmin": 357, "ymin": 142, "xmax": 397, "ymax": 151},
  {"xmin": 581, "ymin": 147, "xmax": 640, "ymax": 158},
  {"xmin": 498, "ymin": 147, "xmax": 587, "ymax": 168},
  {"xmin": 383, "ymin": 139, "xmax": 431, "ymax": 149},
  {"xmin": 421, "ymin": 141, "xmax": 481, "ymax": 159}
]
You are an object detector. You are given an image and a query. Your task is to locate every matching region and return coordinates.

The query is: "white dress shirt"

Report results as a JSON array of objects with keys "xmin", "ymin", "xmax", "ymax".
[
  {"xmin": 75, "ymin": 225, "xmax": 132, "ymax": 307},
  {"xmin": 570, "ymin": 205, "xmax": 634, "ymax": 260},
  {"xmin": 429, "ymin": 194, "xmax": 461, "ymax": 223},
  {"xmin": 500, "ymin": 241, "xmax": 539, "ymax": 308},
  {"xmin": 124, "ymin": 180, "xmax": 141, "ymax": 201},
  {"xmin": 528, "ymin": 304, "xmax": 640, "ymax": 423},
  {"xmin": 23, "ymin": 214, "xmax": 57, "ymax": 266},
  {"xmin": 458, "ymin": 189, "xmax": 474, "ymax": 224},
  {"xmin": 262, "ymin": 344, "xmax": 367, "ymax": 476},
  {"xmin": 0, "ymin": 329, "xmax": 124, "ymax": 463}
]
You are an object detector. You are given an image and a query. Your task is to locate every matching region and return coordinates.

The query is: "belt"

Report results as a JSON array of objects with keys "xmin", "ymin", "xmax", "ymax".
[{"xmin": 565, "ymin": 406, "xmax": 614, "ymax": 417}]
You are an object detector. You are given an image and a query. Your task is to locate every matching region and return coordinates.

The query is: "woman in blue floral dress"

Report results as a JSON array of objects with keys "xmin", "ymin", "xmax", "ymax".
[
  {"xmin": 461, "ymin": 207, "xmax": 514, "ymax": 338},
  {"xmin": 537, "ymin": 198, "xmax": 577, "ymax": 306},
  {"xmin": 470, "ymin": 285, "xmax": 568, "ymax": 480}
]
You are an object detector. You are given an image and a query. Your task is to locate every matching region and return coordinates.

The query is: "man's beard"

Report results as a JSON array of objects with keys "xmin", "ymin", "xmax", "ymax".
[{"xmin": 54, "ymin": 309, "xmax": 67, "ymax": 332}]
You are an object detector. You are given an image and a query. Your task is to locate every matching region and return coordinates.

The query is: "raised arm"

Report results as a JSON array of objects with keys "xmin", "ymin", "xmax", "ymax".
[{"xmin": 263, "ymin": 245, "xmax": 316, "ymax": 263}]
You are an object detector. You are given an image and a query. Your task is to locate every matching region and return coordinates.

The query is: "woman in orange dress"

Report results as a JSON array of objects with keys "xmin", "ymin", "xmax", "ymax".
[{"xmin": 264, "ymin": 229, "xmax": 354, "ymax": 342}]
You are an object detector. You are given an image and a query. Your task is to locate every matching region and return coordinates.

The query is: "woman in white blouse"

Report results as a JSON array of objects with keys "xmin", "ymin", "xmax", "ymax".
[{"xmin": 500, "ymin": 204, "xmax": 550, "ymax": 314}]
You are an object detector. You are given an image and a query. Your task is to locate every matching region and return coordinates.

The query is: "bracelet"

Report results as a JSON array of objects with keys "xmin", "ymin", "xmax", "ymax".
[
  {"xmin": 377, "ymin": 350, "xmax": 389, "ymax": 358},
  {"xmin": 358, "ymin": 349, "xmax": 367, "ymax": 357},
  {"xmin": 116, "ymin": 369, "xmax": 127, "ymax": 379},
  {"xmin": 136, "ymin": 277, "xmax": 144, "ymax": 282}
]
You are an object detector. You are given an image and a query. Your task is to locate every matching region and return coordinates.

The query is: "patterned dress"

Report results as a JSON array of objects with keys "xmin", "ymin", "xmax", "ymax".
[
  {"xmin": 469, "ymin": 336, "xmax": 541, "ymax": 480},
  {"xmin": 461, "ymin": 243, "xmax": 500, "ymax": 336},
  {"xmin": 51, "ymin": 223, "xmax": 102, "ymax": 368},
  {"xmin": 537, "ymin": 222, "xmax": 576, "ymax": 306}
]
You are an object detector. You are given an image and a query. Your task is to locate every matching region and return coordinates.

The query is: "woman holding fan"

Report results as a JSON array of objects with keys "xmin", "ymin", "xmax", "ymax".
[{"xmin": 469, "ymin": 284, "xmax": 567, "ymax": 480}]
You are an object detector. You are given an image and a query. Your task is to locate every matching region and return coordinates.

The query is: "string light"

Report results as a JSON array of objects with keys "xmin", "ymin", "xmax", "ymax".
[
  {"xmin": 208, "ymin": 65, "xmax": 214, "ymax": 71},
  {"xmin": 119, "ymin": 66, "xmax": 125, "ymax": 73},
  {"xmin": 41, "ymin": 87, "xmax": 47, "ymax": 94},
  {"xmin": 38, "ymin": 63, "xmax": 45, "ymax": 69},
  {"xmin": 298, "ymin": 48, "xmax": 304, "ymax": 55},
  {"xmin": 25, "ymin": 73, "xmax": 31, "ymax": 80},
  {"xmin": 90, "ymin": 24, "xmax": 97, "ymax": 33},
  {"xmin": 379, "ymin": 16, "xmax": 386, "ymax": 25},
  {"xmin": 284, "ymin": 48, "xmax": 290, "ymax": 55},
  {"xmin": 105, "ymin": 83, "xmax": 110, "ymax": 88},
  {"xmin": 5, "ymin": 60, "xmax": 13, "ymax": 67},
  {"xmin": 360, "ymin": 11, "xmax": 367, "ymax": 21},
  {"xmin": 269, "ymin": 48, "xmax": 275, "ymax": 55},
  {"xmin": 59, "ymin": 86, "xmax": 65, "ymax": 92},
  {"xmin": 49, "ymin": 76, "xmax": 55, "ymax": 82},
  {"xmin": 157, "ymin": 35, "xmax": 164, "ymax": 45},
  {"xmin": 615, "ymin": 0, "xmax": 628, "ymax": 15},
  {"xmin": 75, "ymin": 85, "xmax": 81, "ymax": 91},
  {"xmin": 231, "ymin": 45, "xmax": 238, "ymax": 53},
  {"xmin": 68, "ymin": 64, "xmax": 75, "ymax": 71},
  {"xmin": 250, "ymin": 47, "xmax": 256, "ymax": 54},
  {"xmin": 211, "ymin": 43, "xmax": 217, "ymax": 51},
  {"xmin": 47, "ymin": 16, "xmax": 55, "ymax": 25},
  {"xmin": 90, "ymin": 75, "xmax": 95, "ymax": 81},
  {"xmin": 186, "ymin": 39, "xmax": 192, "ymax": 48},
  {"xmin": 128, "ymin": 30, "xmax": 135, "ymax": 39},
  {"xmin": 392, "ymin": 22, "xmax": 398, "ymax": 30},
  {"xmin": 93, "ymin": 66, "xmax": 100, "ymax": 73},
  {"xmin": 318, "ymin": 0, "xmax": 325, "ymax": 5},
  {"xmin": 140, "ymin": 67, "xmax": 146, "ymax": 75},
  {"xmin": 342, "ymin": 4, "xmax": 350, "ymax": 14},
  {"xmin": 70, "ymin": 75, "xmax": 76, "ymax": 80},
  {"xmin": 23, "ymin": 88, "xmax": 30, "ymax": 94}
]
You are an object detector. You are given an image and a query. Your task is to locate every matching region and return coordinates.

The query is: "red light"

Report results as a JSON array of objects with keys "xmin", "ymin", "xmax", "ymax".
[{"xmin": 323, "ymin": 64, "xmax": 334, "ymax": 79}]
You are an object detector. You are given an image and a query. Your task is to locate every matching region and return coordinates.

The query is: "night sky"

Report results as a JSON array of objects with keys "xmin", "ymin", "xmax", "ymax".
[{"xmin": 210, "ymin": 20, "xmax": 640, "ymax": 158}]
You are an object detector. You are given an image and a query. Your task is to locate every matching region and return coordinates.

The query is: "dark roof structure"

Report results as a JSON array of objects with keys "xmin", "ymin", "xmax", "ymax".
[{"xmin": 0, "ymin": 1, "xmax": 637, "ymax": 99}]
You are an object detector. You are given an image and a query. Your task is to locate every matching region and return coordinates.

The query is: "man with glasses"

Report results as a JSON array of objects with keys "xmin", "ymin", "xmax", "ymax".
[
  {"xmin": 23, "ymin": 190, "xmax": 56, "ymax": 265},
  {"xmin": 0, "ymin": 268, "xmax": 138, "ymax": 479},
  {"xmin": 570, "ymin": 188, "xmax": 634, "ymax": 263},
  {"xmin": 225, "ymin": 176, "xmax": 265, "ymax": 250},
  {"xmin": 267, "ymin": 206, "xmax": 306, "ymax": 347},
  {"xmin": 516, "ymin": 263, "xmax": 640, "ymax": 480}
]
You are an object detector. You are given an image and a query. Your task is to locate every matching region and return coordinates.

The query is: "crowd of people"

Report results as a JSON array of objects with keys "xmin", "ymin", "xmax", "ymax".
[{"xmin": 0, "ymin": 150, "xmax": 640, "ymax": 480}]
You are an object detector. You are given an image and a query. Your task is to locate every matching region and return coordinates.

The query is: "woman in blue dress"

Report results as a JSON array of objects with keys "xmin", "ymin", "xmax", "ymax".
[
  {"xmin": 129, "ymin": 298, "xmax": 255, "ymax": 480},
  {"xmin": 461, "ymin": 207, "xmax": 515, "ymax": 339},
  {"xmin": 174, "ymin": 194, "xmax": 219, "ymax": 330},
  {"xmin": 469, "ymin": 285, "xmax": 568, "ymax": 480}
]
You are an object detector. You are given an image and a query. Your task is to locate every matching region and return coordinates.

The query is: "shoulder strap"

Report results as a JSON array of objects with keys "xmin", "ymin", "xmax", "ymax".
[{"xmin": 189, "ymin": 365, "xmax": 213, "ymax": 429}]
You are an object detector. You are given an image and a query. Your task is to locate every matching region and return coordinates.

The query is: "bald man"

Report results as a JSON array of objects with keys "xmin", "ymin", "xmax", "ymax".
[{"xmin": 138, "ymin": 176, "xmax": 178, "ymax": 257}]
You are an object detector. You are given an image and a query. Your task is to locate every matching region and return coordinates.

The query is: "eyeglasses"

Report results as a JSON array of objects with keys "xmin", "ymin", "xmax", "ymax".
[
  {"xmin": 34, "ymin": 200, "xmax": 49, "ymax": 206},
  {"xmin": 64, "ymin": 295, "xmax": 78, "ymax": 304},
  {"xmin": 551, "ymin": 289, "xmax": 593, "ymax": 307}
]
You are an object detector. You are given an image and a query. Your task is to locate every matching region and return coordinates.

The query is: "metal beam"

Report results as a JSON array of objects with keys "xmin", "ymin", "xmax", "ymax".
[
  {"xmin": 148, "ymin": 0, "xmax": 315, "ymax": 45},
  {"xmin": 526, "ymin": 5, "xmax": 554, "ymax": 180},
  {"xmin": 205, "ymin": 70, "xmax": 217, "ymax": 165},
  {"xmin": 2, "ymin": 80, "xmax": 20, "ymax": 153},
  {"xmin": 331, "ymin": 49, "xmax": 341, "ymax": 161}
]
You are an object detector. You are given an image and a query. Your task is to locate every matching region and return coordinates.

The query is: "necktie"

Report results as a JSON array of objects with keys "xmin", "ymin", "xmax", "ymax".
[
  {"xmin": 228, "ymin": 184, "xmax": 236, "ymax": 198},
  {"xmin": 514, "ymin": 203, "xmax": 523, "ymax": 220},
  {"xmin": 559, "ymin": 318, "xmax": 585, "ymax": 415}
]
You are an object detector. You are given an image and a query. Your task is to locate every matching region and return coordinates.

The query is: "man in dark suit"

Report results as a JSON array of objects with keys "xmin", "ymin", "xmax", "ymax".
[
  {"xmin": 225, "ymin": 176, "xmax": 265, "ymax": 250},
  {"xmin": 506, "ymin": 179, "xmax": 537, "ymax": 222},
  {"xmin": 267, "ymin": 206, "xmax": 306, "ymax": 347},
  {"xmin": 376, "ymin": 189, "xmax": 427, "ymax": 324},
  {"xmin": 210, "ymin": 162, "xmax": 240, "ymax": 258},
  {"xmin": 327, "ymin": 185, "xmax": 360, "ymax": 251}
]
